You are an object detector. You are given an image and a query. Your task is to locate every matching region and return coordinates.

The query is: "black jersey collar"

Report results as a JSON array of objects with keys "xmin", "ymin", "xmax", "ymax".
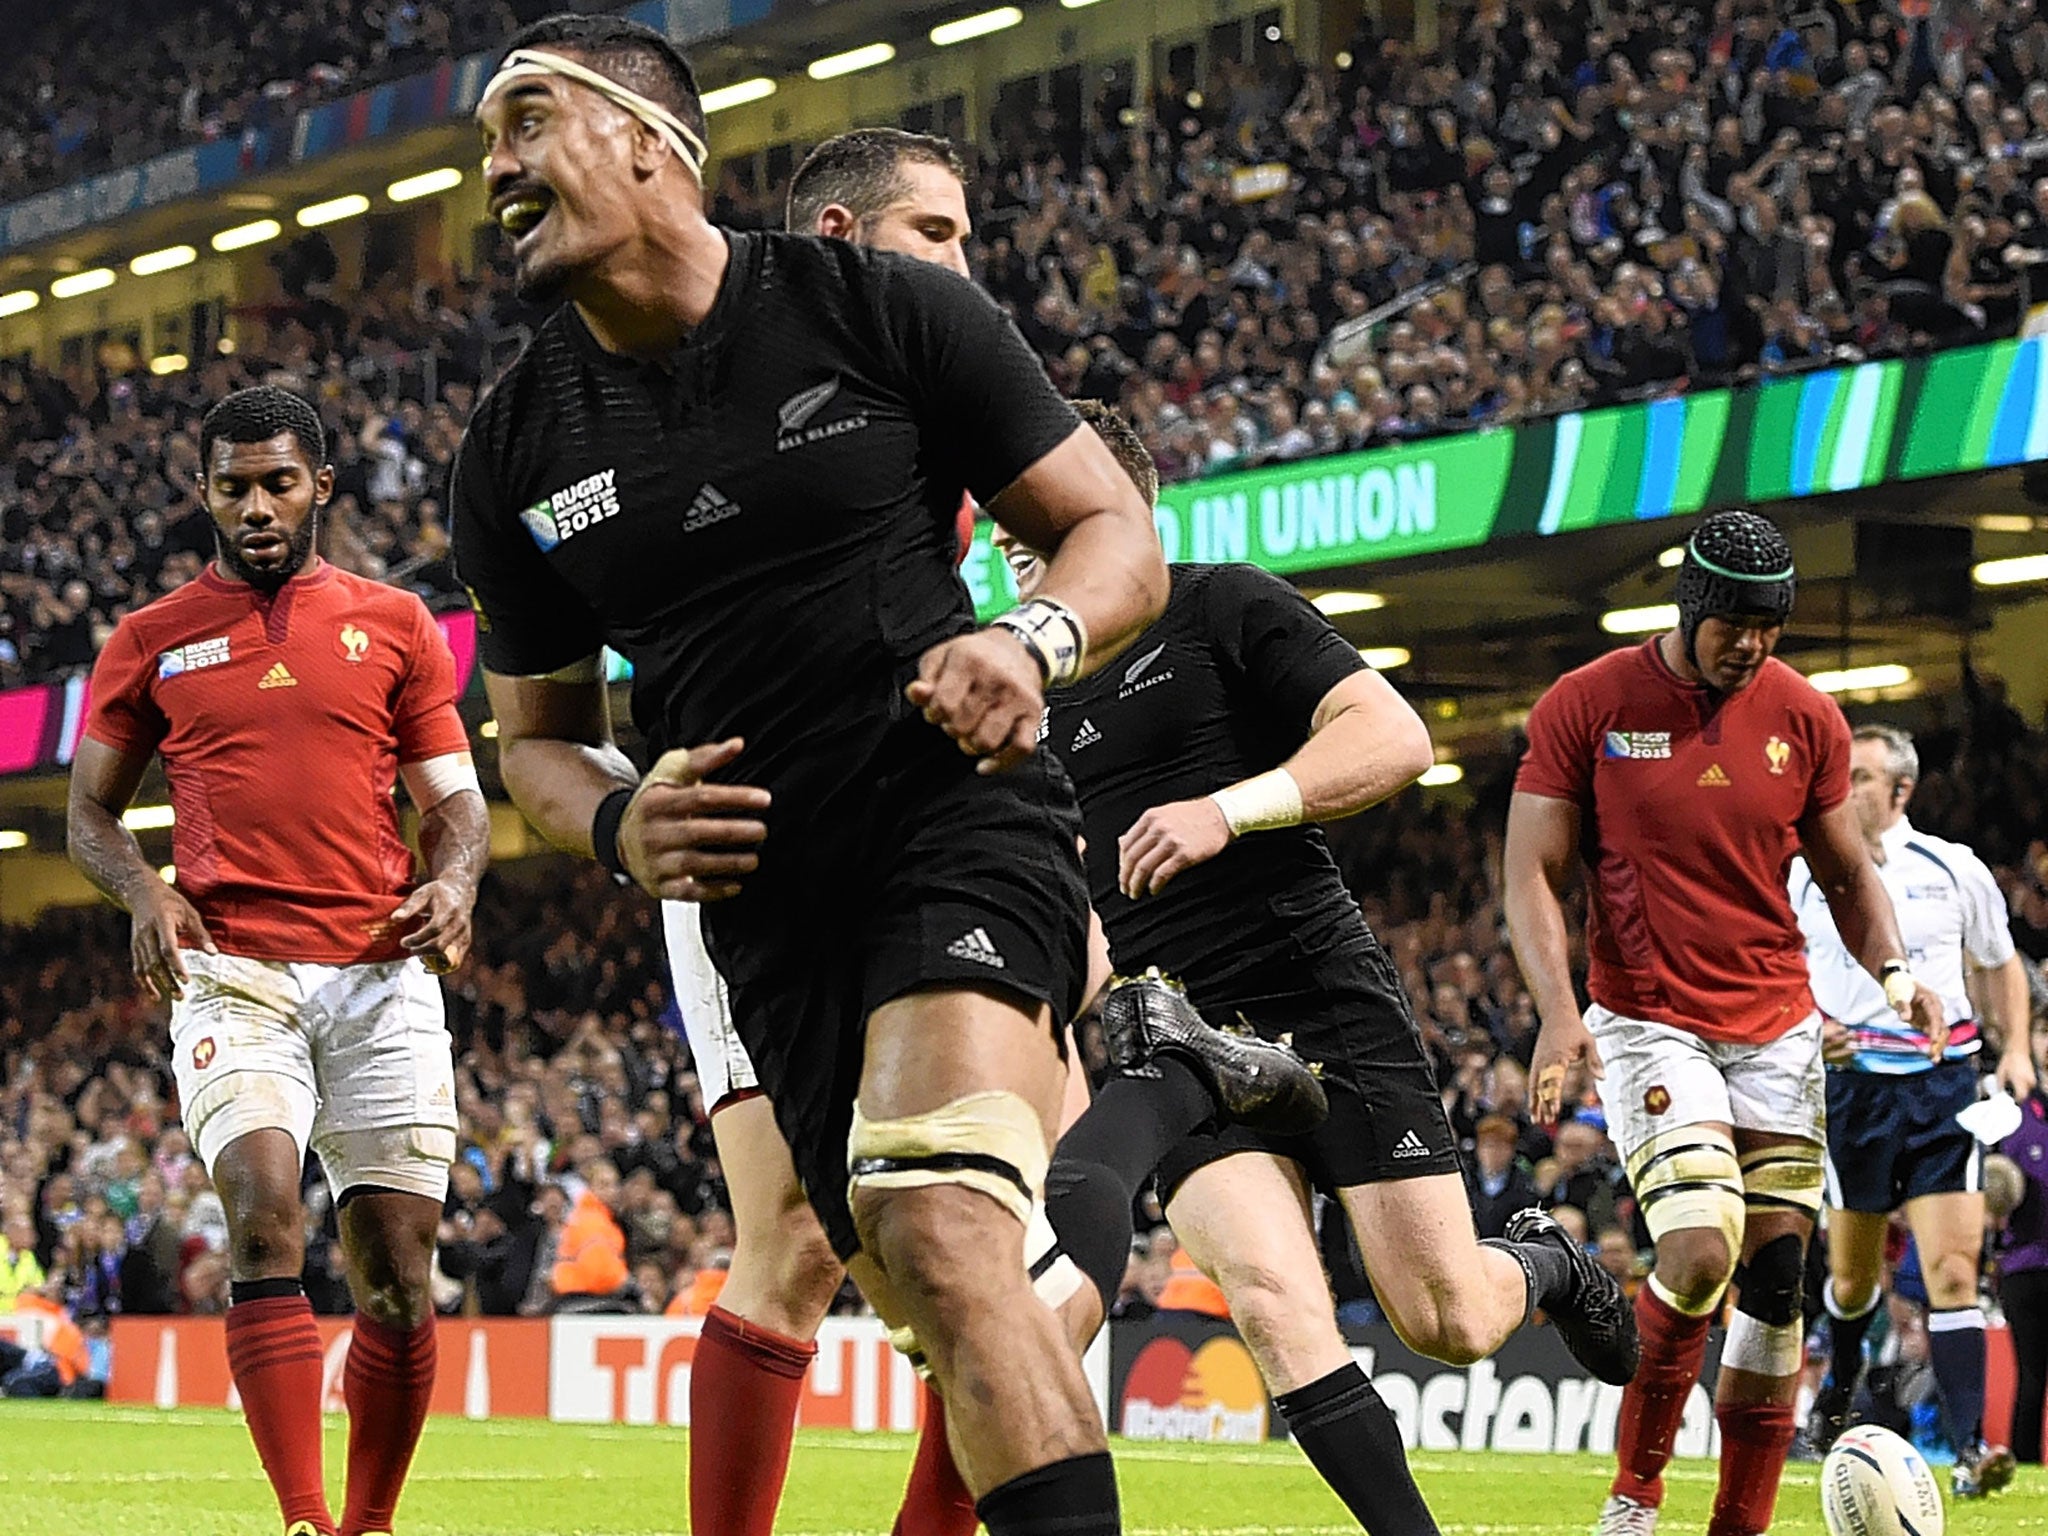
[{"xmin": 563, "ymin": 227, "xmax": 756, "ymax": 372}]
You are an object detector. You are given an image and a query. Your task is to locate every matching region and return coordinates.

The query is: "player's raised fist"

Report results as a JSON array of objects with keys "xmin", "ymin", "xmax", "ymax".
[
  {"xmin": 907, "ymin": 628, "xmax": 1044, "ymax": 775},
  {"xmin": 129, "ymin": 882, "xmax": 217, "ymax": 1004},
  {"xmin": 619, "ymin": 738, "xmax": 771, "ymax": 903}
]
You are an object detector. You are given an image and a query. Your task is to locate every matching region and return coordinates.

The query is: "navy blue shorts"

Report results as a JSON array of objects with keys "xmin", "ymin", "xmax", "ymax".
[{"xmin": 1823, "ymin": 1059, "xmax": 1983, "ymax": 1214}]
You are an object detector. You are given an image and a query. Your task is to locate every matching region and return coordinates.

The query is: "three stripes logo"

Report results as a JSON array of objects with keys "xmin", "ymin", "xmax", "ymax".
[
  {"xmin": 1390, "ymin": 1129, "xmax": 1431, "ymax": 1160},
  {"xmin": 1696, "ymin": 763, "xmax": 1730, "ymax": 787},
  {"xmin": 684, "ymin": 483, "xmax": 741, "ymax": 532},
  {"xmin": 945, "ymin": 927, "xmax": 1006, "ymax": 969},
  {"xmin": 257, "ymin": 662, "xmax": 297, "ymax": 690},
  {"xmin": 1071, "ymin": 718, "xmax": 1102, "ymax": 752}
]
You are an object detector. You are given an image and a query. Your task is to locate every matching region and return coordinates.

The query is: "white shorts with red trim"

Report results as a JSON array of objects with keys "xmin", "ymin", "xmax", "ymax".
[
  {"xmin": 169, "ymin": 948, "xmax": 456, "ymax": 1201},
  {"xmin": 661, "ymin": 900, "xmax": 759, "ymax": 1113},
  {"xmin": 1588, "ymin": 1003, "xmax": 1826, "ymax": 1164}
]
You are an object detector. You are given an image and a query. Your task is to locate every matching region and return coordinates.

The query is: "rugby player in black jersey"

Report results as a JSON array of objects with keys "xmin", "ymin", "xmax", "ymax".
[
  {"xmin": 452, "ymin": 17, "xmax": 1168, "ymax": 1533},
  {"xmin": 1002, "ymin": 403, "xmax": 1639, "ymax": 1535}
]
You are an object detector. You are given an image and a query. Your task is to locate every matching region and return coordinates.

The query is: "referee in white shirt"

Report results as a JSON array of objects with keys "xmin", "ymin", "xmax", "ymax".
[{"xmin": 1790, "ymin": 725, "xmax": 2035, "ymax": 1496}]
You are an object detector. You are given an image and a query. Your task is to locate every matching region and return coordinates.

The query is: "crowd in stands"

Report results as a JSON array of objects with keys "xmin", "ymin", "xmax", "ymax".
[
  {"xmin": 0, "ymin": 0, "xmax": 560, "ymax": 204},
  {"xmin": 4, "ymin": 703, "xmax": 2045, "ymax": 1336},
  {"xmin": 14, "ymin": 1, "xmax": 2048, "ymax": 686}
]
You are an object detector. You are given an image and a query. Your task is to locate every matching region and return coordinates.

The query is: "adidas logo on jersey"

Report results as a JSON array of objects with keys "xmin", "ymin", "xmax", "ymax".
[
  {"xmin": 257, "ymin": 662, "xmax": 297, "ymax": 689},
  {"xmin": 1391, "ymin": 1129, "xmax": 1431, "ymax": 1160},
  {"xmin": 1697, "ymin": 763, "xmax": 1730, "ymax": 787},
  {"xmin": 945, "ymin": 927, "xmax": 1006, "ymax": 969},
  {"xmin": 1071, "ymin": 718, "xmax": 1102, "ymax": 751},
  {"xmin": 683, "ymin": 483, "xmax": 742, "ymax": 532}
]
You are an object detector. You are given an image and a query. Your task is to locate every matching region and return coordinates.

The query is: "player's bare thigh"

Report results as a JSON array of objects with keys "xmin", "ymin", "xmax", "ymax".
[
  {"xmin": 1167, "ymin": 1152, "xmax": 1350, "ymax": 1394},
  {"xmin": 709, "ymin": 1092, "xmax": 844, "ymax": 1339},
  {"xmin": 1339, "ymin": 1172, "xmax": 1526, "ymax": 1363}
]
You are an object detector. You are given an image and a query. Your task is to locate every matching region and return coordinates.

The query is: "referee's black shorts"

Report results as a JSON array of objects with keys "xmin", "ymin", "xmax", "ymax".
[
  {"xmin": 1155, "ymin": 932, "xmax": 1461, "ymax": 1202},
  {"xmin": 1823, "ymin": 1058, "xmax": 1983, "ymax": 1214},
  {"xmin": 708, "ymin": 738, "xmax": 1089, "ymax": 1260}
]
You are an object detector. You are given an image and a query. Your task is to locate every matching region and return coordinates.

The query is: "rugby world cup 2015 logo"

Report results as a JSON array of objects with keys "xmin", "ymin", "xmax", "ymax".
[
  {"xmin": 521, "ymin": 469, "xmax": 621, "ymax": 551},
  {"xmin": 1602, "ymin": 730, "xmax": 1672, "ymax": 760}
]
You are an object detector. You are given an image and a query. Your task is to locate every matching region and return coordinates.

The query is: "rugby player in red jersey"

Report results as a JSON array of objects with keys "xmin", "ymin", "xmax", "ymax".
[
  {"xmin": 1504, "ymin": 510, "xmax": 1943, "ymax": 1536},
  {"xmin": 68, "ymin": 386, "xmax": 488, "ymax": 1536}
]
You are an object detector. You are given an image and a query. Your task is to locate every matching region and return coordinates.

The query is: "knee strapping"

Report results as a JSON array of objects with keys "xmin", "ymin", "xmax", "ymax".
[
  {"xmin": 1732, "ymin": 1232, "xmax": 1806, "ymax": 1328},
  {"xmin": 1739, "ymin": 1141, "xmax": 1824, "ymax": 1218},
  {"xmin": 1628, "ymin": 1125, "xmax": 1746, "ymax": 1254},
  {"xmin": 847, "ymin": 1091, "xmax": 1049, "ymax": 1228}
]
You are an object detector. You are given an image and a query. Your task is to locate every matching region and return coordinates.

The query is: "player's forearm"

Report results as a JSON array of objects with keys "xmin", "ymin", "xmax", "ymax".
[
  {"xmin": 1032, "ymin": 509, "xmax": 1169, "ymax": 677},
  {"xmin": 1989, "ymin": 954, "xmax": 2033, "ymax": 1063},
  {"xmin": 66, "ymin": 799, "xmax": 164, "ymax": 913},
  {"xmin": 498, "ymin": 736, "xmax": 639, "ymax": 857},
  {"xmin": 420, "ymin": 789, "xmax": 491, "ymax": 899},
  {"xmin": 1824, "ymin": 865, "xmax": 1910, "ymax": 981},
  {"xmin": 1279, "ymin": 704, "xmax": 1435, "ymax": 822},
  {"xmin": 1503, "ymin": 866, "xmax": 1583, "ymax": 1030}
]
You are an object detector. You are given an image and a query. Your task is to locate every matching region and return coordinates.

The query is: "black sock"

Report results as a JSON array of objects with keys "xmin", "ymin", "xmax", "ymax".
[
  {"xmin": 975, "ymin": 1450, "xmax": 1120, "ymax": 1536},
  {"xmin": 1055, "ymin": 1057, "xmax": 1214, "ymax": 1192},
  {"xmin": 1044, "ymin": 1158, "xmax": 1138, "ymax": 1318},
  {"xmin": 1273, "ymin": 1364, "xmax": 1441, "ymax": 1536},
  {"xmin": 1927, "ymin": 1306, "xmax": 1988, "ymax": 1450},
  {"xmin": 1478, "ymin": 1235, "xmax": 1573, "ymax": 1321},
  {"xmin": 229, "ymin": 1276, "xmax": 304, "ymax": 1305},
  {"xmin": 1826, "ymin": 1284, "xmax": 1879, "ymax": 1398}
]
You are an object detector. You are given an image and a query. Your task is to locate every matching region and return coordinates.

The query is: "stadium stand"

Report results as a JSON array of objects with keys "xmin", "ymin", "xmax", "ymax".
[{"xmin": 13, "ymin": 0, "xmax": 2048, "ymax": 685}]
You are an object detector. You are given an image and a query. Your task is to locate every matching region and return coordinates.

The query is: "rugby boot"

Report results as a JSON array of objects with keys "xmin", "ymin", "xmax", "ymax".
[
  {"xmin": 284, "ymin": 1523, "xmax": 335, "ymax": 1536},
  {"xmin": 1802, "ymin": 1379, "xmax": 1854, "ymax": 1458},
  {"xmin": 1501, "ymin": 1206, "xmax": 1640, "ymax": 1385},
  {"xmin": 1594, "ymin": 1494, "xmax": 1659, "ymax": 1536},
  {"xmin": 1952, "ymin": 1441, "xmax": 2017, "ymax": 1498},
  {"xmin": 1099, "ymin": 968, "xmax": 1327, "ymax": 1137}
]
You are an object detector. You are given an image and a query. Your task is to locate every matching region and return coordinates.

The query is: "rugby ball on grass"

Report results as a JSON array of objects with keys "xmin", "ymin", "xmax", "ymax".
[{"xmin": 1821, "ymin": 1425, "xmax": 1943, "ymax": 1536}]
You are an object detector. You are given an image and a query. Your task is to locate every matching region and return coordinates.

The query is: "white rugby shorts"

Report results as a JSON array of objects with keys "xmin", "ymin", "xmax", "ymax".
[
  {"xmin": 169, "ymin": 949, "xmax": 457, "ymax": 1201},
  {"xmin": 661, "ymin": 900, "xmax": 760, "ymax": 1112},
  {"xmin": 1588, "ymin": 1003, "xmax": 1826, "ymax": 1165}
]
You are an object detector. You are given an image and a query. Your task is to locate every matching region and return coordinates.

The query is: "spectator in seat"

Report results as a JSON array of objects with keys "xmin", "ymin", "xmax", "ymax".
[
  {"xmin": 549, "ymin": 1160, "xmax": 629, "ymax": 1313},
  {"xmin": 1467, "ymin": 1113, "xmax": 1541, "ymax": 1240}
]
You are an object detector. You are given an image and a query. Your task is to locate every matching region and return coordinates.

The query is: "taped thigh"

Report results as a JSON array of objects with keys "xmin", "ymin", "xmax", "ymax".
[
  {"xmin": 847, "ymin": 1091, "xmax": 1049, "ymax": 1227},
  {"xmin": 1626, "ymin": 1123, "xmax": 1746, "ymax": 1253},
  {"xmin": 1739, "ymin": 1139, "xmax": 1825, "ymax": 1219}
]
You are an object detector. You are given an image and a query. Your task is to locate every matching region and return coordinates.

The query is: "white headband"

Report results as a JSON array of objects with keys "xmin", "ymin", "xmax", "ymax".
[{"xmin": 481, "ymin": 47, "xmax": 707, "ymax": 185}]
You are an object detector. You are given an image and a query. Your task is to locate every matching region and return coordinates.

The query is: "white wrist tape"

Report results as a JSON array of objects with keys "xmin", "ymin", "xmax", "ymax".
[
  {"xmin": 990, "ymin": 597, "xmax": 1089, "ymax": 688},
  {"xmin": 1210, "ymin": 768, "xmax": 1303, "ymax": 838},
  {"xmin": 1881, "ymin": 961, "xmax": 1916, "ymax": 1012},
  {"xmin": 400, "ymin": 752, "xmax": 481, "ymax": 813}
]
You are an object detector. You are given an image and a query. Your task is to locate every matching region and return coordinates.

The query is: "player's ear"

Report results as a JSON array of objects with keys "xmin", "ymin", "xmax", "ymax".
[
  {"xmin": 815, "ymin": 203, "xmax": 859, "ymax": 241},
  {"xmin": 312, "ymin": 464, "xmax": 336, "ymax": 508}
]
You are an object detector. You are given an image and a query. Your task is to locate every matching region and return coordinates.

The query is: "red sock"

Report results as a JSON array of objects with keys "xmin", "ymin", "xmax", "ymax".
[
  {"xmin": 224, "ymin": 1294, "xmax": 335, "ymax": 1535},
  {"xmin": 1612, "ymin": 1285, "xmax": 1713, "ymax": 1507},
  {"xmin": 340, "ymin": 1313, "xmax": 437, "ymax": 1536},
  {"xmin": 688, "ymin": 1305, "xmax": 816, "ymax": 1536},
  {"xmin": 1707, "ymin": 1397, "xmax": 1797, "ymax": 1536},
  {"xmin": 893, "ymin": 1384, "xmax": 978, "ymax": 1536}
]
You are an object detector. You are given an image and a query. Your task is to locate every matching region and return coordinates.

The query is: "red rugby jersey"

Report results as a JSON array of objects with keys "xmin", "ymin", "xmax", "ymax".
[
  {"xmin": 85, "ymin": 561, "xmax": 470, "ymax": 965},
  {"xmin": 1515, "ymin": 640, "xmax": 1851, "ymax": 1045}
]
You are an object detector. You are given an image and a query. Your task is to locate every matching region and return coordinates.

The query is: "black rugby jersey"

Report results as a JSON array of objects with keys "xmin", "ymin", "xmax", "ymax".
[
  {"xmin": 1043, "ymin": 563, "xmax": 1372, "ymax": 995},
  {"xmin": 451, "ymin": 231, "xmax": 1078, "ymax": 849}
]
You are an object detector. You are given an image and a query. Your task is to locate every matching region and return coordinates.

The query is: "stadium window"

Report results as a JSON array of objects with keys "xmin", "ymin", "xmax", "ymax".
[
  {"xmin": 899, "ymin": 101, "xmax": 936, "ymax": 134},
  {"xmin": 1096, "ymin": 59, "xmax": 1134, "ymax": 123},
  {"xmin": 153, "ymin": 307, "xmax": 189, "ymax": 360},
  {"xmin": 1163, "ymin": 42, "xmax": 1197, "ymax": 90},
  {"xmin": 1209, "ymin": 19, "xmax": 1244, "ymax": 66}
]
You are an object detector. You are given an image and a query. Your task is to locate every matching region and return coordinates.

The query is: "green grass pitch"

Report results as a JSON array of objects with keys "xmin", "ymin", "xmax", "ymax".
[{"xmin": 3, "ymin": 1402, "xmax": 2043, "ymax": 1534}]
